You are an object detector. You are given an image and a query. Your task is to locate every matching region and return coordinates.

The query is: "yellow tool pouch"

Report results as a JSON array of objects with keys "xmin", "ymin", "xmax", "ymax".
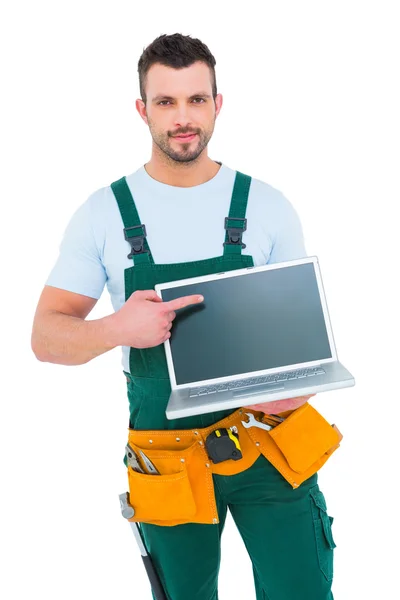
[
  {"xmin": 247, "ymin": 402, "xmax": 343, "ymax": 489},
  {"xmin": 126, "ymin": 403, "xmax": 342, "ymax": 526},
  {"xmin": 126, "ymin": 438, "xmax": 214, "ymax": 526}
]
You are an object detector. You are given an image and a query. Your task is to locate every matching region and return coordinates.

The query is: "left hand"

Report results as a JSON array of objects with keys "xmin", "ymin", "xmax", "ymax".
[{"xmin": 245, "ymin": 394, "xmax": 316, "ymax": 415}]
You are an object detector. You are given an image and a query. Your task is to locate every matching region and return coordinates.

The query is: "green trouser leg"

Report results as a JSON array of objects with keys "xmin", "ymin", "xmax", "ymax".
[
  {"xmin": 140, "ymin": 455, "xmax": 335, "ymax": 600},
  {"xmin": 142, "ymin": 490, "xmax": 228, "ymax": 600}
]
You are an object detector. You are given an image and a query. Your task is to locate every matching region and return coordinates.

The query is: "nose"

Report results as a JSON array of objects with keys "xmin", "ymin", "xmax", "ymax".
[{"xmin": 172, "ymin": 102, "xmax": 194, "ymax": 130}]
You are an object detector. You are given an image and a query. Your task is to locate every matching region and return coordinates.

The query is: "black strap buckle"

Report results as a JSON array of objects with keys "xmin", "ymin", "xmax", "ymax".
[
  {"xmin": 124, "ymin": 224, "xmax": 148, "ymax": 258},
  {"xmin": 223, "ymin": 217, "xmax": 247, "ymax": 249}
]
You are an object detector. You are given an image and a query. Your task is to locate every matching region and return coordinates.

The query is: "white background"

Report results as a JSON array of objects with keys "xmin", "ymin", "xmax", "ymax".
[{"xmin": 2, "ymin": 1, "xmax": 399, "ymax": 598}]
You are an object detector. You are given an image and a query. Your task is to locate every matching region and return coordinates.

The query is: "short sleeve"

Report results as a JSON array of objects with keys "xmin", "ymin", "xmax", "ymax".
[
  {"xmin": 267, "ymin": 193, "xmax": 307, "ymax": 263},
  {"xmin": 45, "ymin": 196, "xmax": 107, "ymax": 299}
]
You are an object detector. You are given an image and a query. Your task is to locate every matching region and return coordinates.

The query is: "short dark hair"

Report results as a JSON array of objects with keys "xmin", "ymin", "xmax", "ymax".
[{"xmin": 138, "ymin": 33, "xmax": 217, "ymax": 105}]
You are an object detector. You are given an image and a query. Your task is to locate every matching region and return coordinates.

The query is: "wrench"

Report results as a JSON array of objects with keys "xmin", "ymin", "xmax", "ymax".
[{"xmin": 241, "ymin": 412, "xmax": 273, "ymax": 431}]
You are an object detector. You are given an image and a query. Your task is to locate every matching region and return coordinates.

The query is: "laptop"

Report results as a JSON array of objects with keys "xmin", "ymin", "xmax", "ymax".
[{"xmin": 154, "ymin": 256, "xmax": 355, "ymax": 419}]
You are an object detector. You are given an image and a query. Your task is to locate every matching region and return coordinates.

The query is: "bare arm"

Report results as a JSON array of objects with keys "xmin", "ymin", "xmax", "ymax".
[
  {"xmin": 31, "ymin": 285, "xmax": 204, "ymax": 366},
  {"xmin": 31, "ymin": 286, "xmax": 116, "ymax": 365}
]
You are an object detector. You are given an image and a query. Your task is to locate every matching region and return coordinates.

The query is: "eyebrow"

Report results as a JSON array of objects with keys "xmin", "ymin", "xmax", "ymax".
[{"xmin": 152, "ymin": 93, "xmax": 212, "ymax": 103}]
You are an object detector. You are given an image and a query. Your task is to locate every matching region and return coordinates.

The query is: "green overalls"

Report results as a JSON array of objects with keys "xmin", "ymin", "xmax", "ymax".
[{"xmin": 111, "ymin": 166, "xmax": 335, "ymax": 600}]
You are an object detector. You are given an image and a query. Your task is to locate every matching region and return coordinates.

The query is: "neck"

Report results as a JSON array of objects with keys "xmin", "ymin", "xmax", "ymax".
[{"xmin": 144, "ymin": 150, "xmax": 221, "ymax": 188}]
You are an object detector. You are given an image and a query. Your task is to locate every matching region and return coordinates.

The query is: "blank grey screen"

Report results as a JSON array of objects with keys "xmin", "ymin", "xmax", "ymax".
[{"xmin": 161, "ymin": 263, "xmax": 332, "ymax": 385}]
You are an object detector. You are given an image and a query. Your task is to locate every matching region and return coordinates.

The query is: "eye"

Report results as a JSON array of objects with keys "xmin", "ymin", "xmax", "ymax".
[{"xmin": 157, "ymin": 98, "xmax": 206, "ymax": 106}]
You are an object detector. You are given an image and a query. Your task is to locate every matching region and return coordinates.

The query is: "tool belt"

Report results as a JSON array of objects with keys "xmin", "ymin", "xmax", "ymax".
[{"xmin": 125, "ymin": 402, "xmax": 342, "ymax": 526}]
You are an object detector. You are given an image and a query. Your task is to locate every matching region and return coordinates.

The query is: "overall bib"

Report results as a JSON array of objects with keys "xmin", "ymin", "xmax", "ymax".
[{"xmin": 111, "ymin": 167, "xmax": 335, "ymax": 600}]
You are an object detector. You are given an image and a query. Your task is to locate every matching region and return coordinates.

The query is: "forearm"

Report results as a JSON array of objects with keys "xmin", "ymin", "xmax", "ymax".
[{"xmin": 31, "ymin": 310, "xmax": 117, "ymax": 366}]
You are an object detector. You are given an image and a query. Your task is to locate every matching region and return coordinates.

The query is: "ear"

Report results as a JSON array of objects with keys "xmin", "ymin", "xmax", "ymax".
[
  {"xmin": 215, "ymin": 93, "xmax": 223, "ymax": 118},
  {"xmin": 135, "ymin": 98, "xmax": 148, "ymax": 125}
]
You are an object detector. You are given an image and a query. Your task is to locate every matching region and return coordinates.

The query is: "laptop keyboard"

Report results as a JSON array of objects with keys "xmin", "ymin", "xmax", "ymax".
[{"xmin": 189, "ymin": 367, "xmax": 326, "ymax": 397}]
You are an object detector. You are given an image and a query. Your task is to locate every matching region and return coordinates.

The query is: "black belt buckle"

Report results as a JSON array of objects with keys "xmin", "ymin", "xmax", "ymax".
[
  {"xmin": 223, "ymin": 217, "xmax": 247, "ymax": 249},
  {"xmin": 124, "ymin": 224, "xmax": 148, "ymax": 258}
]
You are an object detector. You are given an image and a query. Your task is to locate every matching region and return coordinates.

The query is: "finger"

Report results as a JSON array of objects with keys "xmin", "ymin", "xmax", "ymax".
[
  {"xmin": 166, "ymin": 310, "xmax": 176, "ymax": 321},
  {"xmin": 140, "ymin": 290, "xmax": 163, "ymax": 302},
  {"xmin": 245, "ymin": 395, "xmax": 309, "ymax": 413},
  {"xmin": 287, "ymin": 394, "xmax": 315, "ymax": 401},
  {"xmin": 247, "ymin": 394, "xmax": 314, "ymax": 408},
  {"xmin": 244, "ymin": 404, "xmax": 262, "ymax": 411},
  {"xmin": 164, "ymin": 294, "xmax": 204, "ymax": 311}
]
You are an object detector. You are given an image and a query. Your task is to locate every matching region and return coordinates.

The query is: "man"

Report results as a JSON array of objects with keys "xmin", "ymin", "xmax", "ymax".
[{"xmin": 32, "ymin": 33, "xmax": 335, "ymax": 600}]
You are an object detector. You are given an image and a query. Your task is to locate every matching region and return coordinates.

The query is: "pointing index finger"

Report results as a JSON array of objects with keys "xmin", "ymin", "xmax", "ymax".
[{"xmin": 164, "ymin": 294, "xmax": 204, "ymax": 311}]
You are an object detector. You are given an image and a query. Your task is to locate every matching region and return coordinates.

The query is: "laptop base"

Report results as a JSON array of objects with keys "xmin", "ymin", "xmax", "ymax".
[{"xmin": 166, "ymin": 361, "xmax": 355, "ymax": 420}]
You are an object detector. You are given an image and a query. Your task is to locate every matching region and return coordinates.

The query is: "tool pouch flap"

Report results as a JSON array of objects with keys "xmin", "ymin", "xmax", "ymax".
[{"xmin": 268, "ymin": 403, "xmax": 342, "ymax": 473}]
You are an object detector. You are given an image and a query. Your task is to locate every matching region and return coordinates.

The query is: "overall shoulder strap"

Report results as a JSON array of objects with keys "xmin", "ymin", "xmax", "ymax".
[
  {"xmin": 223, "ymin": 171, "xmax": 252, "ymax": 256},
  {"xmin": 110, "ymin": 177, "xmax": 154, "ymax": 265}
]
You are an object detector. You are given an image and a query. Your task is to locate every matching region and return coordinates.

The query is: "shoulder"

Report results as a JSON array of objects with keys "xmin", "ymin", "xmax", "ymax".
[
  {"xmin": 248, "ymin": 173, "xmax": 295, "ymax": 214},
  {"xmin": 244, "ymin": 171, "xmax": 305, "ymax": 253},
  {"xmin": 239, "ymin": 171, "xmax": 302, "ymax": 232},
  {"xmin": 78, "ymin": 167, "xmax": 146, "ymax": 238},
  {"xmin": 86, "ymin": 183, "xmax": 116, "ymax": 214},
  {"xmin": 84, "ymin": 179, "xmax": 127, "ymax": 232},
  {"xmin": 88, "ymin": 166, "xmax": 145, "ymax": 213}
]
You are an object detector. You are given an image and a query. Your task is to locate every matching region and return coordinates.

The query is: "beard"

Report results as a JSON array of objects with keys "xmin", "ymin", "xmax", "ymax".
[{"xmin": 148, "ymin": 118, "xmax": 215, "ymax": 163}]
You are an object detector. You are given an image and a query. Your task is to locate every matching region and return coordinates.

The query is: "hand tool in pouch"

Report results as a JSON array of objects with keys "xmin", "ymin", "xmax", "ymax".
[
  {"xmin": 241, "ymin": 412, "xmax": 274, "ymax": 432},
  {"xmin": 138, "ymin": 450, "xmax": 160, "ymax": 475},
  {"xmin": 263, "ymin": 414, "xmax": 285, "ymax": 426},
  {"xmin": 119, "ymin": 492, "xmax": 167, "ymax": 600},
  {"xmin": 241, "ymin": 412, "xmax": 285, "ymax": 431},
  {"xmin": 125, "ymin": 444, "xmax": 146, "ymax": 473},
  {"xmin": 205, "ymin": 426, "xmax": 243, "ymax": 464}
]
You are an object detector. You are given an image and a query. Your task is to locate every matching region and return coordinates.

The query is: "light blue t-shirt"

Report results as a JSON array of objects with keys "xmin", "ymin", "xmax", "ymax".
[{"xmin": 46, "ymin": 162, "xmax": 307, "ymax": 373}]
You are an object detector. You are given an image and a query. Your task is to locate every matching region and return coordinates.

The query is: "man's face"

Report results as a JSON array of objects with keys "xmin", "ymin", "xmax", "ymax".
[{"xmin": 138, "ymin": 61, "xmax": 222, "ymax": 163}]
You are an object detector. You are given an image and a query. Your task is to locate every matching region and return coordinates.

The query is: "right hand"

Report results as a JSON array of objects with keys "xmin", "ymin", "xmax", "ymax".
[{"xmin": 108, "ymin": 289, "xmax": 204, "ymax": 349}]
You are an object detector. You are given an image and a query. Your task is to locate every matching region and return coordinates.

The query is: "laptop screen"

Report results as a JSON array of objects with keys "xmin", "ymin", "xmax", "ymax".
[{"xmin": 161, "ymin": 262, "xmax": 332, "ymax": 386}]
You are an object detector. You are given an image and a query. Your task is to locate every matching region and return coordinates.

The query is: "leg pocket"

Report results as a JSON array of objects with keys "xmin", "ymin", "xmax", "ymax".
[{"xmin": 309, "ymin": 485, "xmax": 336, "ymax": 582}]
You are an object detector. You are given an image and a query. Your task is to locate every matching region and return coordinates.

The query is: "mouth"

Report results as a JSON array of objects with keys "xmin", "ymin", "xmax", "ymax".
[{"xmin": 172, "ymin": 133, "xmax": 198, "ymax": 142}]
